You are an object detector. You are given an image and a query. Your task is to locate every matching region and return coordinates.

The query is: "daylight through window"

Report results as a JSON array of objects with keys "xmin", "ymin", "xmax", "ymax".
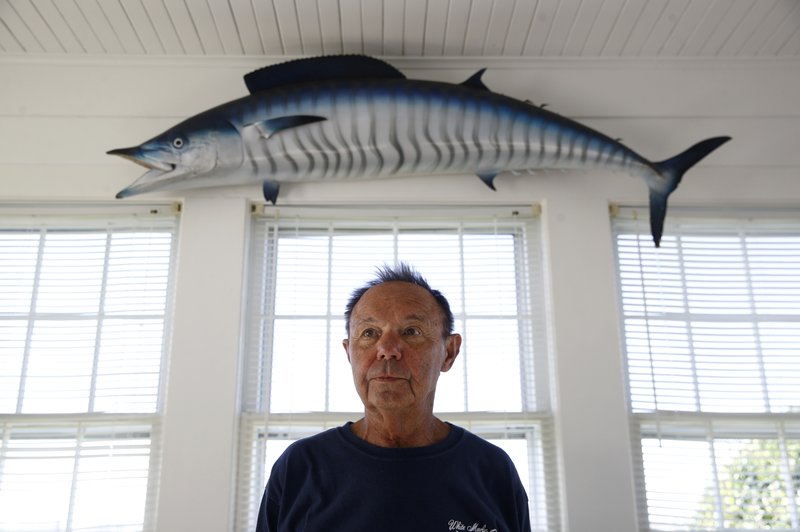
[
  {"xmin": 613, "ymin": 208, "xmax": 800, "ymax": 531},
  {"xmin": 0, "ymin": 205, "xmax": 178, "ymax": 531},
  {"xmin": 236, "ymin": 206, "xmax": 558, "ymax": 532}
]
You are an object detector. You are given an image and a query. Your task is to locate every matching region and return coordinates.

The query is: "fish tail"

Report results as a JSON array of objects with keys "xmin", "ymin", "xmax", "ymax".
[{"xmin": 647, "ymin": 136, "xmax": 731, "ymax": 247}]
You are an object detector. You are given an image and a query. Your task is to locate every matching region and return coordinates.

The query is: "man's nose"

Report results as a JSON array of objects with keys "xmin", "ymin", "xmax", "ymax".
[{"xmin": 376, "ymin": 332, "xmax": 402, "ymax": 360}]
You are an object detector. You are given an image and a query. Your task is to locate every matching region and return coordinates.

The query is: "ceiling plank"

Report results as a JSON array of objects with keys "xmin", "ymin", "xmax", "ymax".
[
  {"xmin": 99, "ymin": 0, "xmax": 145, "ymax": 54},
  {"xmin": 760, "ymin": 1, "xmax": 800, "ymax": 55},
  {"xmin": 0, "ymin": 12, "xmax": 25, "ymax": 53},
  {"xmin": 403, "ymin": 0, "xmax": 427, "ymax": 56},
  {"xmin": 295, "ymin": 0, "xmax": 324, "ymax": 56},
  {"xmin": 207, "ymin": 0, "xmax": 244, "ymax": 54},
  {"xmin": 119, "ymin": 0, "xmax": 164, "ymax": 54},
  {"xmin": 543, "ymin": 0, "xmax": 581, "ymax": 56},
  {"xmin": 700, "ymin": 0, "xmax": 754, "ymax": 56},
  {"xmin": 382, "ymin": 0, "xmax": 404, "ymax": 55},
  {"xmin": 422, "ymin": 0, "xmax": 447, "ymax": 55},
  {"xmin": 4, "ymin": 0, "xmax": 47, "ymax": 52},
  {"xmin": 318, "ymin": 0, "xmax": 343, "ymax": 55},
  {"xmin": 483, "ymin": 0, "xmax": 515, "ymax": 56},
  {"xmin": 442, "ymin": 0, "xmax": 470, "ymax": 56},
  {"xmin": 523, "ymin": 0, "xmax": 558, "ymax": 56},
  {"xmin": 562, "ymin": 0, "xmax": 604, "ymax": 56},
  {"xmin": 503, "ymin": 0, "xmax": 537, "ymax": 56},
  {"xmin": 273, "ymin": 0, "xmax": 303, "ymax": 55},
  {"xmin": 252, "ymin": 0, "xmax": 283, "ymax": 55},
  {"xmin": 601, "ymin": 0, "xmax": 646, "ymax": 56},
  {"xmin": 581, "ymin": 0, "xmax": 626, "ymax": 56},
  {"xmin": 462, "ymin": 0, "xmax": 492, "ymax": 56},
  {"xmin": 360, "ymin": 0, "xmax": 383, "ymax": 56},
  {"xmin": 161, "ymin": 0, "xmax": 204, "ymax": 54},
  {"xmin": 184, "ymin": 1, "xmax": 224, "ymax": 54},
  {"xmin": 30, "ymin": 0, "xmax": 84, "ymax": 53},
  {"xmin": 639, "ymin": 0, "xmax": 691, "ymax": 57},
  {"xmin": 622, "ymin": 0, "xmax": 670, "ymax": 56},
  {"xmin": 74, "ymin": 0, "xmax": 124, "ymax": 53},
  {"xmin": 229, "ymin": 0, "xmax": 263, "ymax": 55},
  {"xmin": 659, "ymin": 0, "xmax": 712, "ymax": 55}
]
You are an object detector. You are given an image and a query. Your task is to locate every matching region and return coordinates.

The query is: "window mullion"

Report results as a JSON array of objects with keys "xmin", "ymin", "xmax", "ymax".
[
  {"xmin": 262, "ymin": 221, "xmax": 280, "ymax": 417},
  {"xmin": 65, "ymin": 423, "xmax": 86, "ymax": 532},
  {"xmin": 17, "ymin": 229, "xmax": 46, "ymax": 414},
  {"xmin": 778, "ymin": 422, "xmax": 800, "ymax": 528},
  {"xmin": 677, "ymin": 231, "xmax": 702, "ymax": 413},
  {"xmin": 457, "ymin": 222, "xmax": 468, "ymax": 412},
  {"xmin": 324, "ymin": 224, "xmax": 334, "ymax": 413},
  {"xmin": 88, "ymin": 231, "xmax": 112, "ymax": 413},
  {"xmin": 706, "ymin": 421, "xmax": 725, "ymax": 530},
  {"xmin": 741, "ymin": 230, "xmax": 772, "ymax": 413}
]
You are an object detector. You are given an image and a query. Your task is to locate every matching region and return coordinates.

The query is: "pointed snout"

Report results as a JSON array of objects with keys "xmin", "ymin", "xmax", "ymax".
[{"xmin": 107, "ymin": 146, "xmax": 150, "ymax": 167}]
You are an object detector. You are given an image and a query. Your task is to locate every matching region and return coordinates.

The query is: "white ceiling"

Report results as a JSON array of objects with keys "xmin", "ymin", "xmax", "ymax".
[{"xmin": 1, "ymin": 0, "xmax": 799, "ymax": 59}]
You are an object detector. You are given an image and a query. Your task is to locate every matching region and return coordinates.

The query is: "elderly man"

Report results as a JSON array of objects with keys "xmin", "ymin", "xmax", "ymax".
[{"xmin": 256, "ymin": 264, "xmax": 531, "ymax": 532}]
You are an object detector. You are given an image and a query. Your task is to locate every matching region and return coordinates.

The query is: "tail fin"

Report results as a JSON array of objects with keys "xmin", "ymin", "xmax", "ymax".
[{"xmin": 648, "ymin": 136, "xmax": 731, "ymax": 247}]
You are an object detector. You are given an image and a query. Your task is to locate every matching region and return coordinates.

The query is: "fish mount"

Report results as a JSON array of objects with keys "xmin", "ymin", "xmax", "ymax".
[{"xmin": 108, "ymin": 54, "xmax": 730, "ymax": 247}]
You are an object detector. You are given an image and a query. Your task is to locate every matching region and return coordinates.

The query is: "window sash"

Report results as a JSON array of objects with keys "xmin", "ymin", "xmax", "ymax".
[
  {"xmin": 0, "ymin": 207, "xmax": 177, "ymax": 415},
  {"xmin": 241, "ymin": 206, "xmax": 548, "ymax": 416}
]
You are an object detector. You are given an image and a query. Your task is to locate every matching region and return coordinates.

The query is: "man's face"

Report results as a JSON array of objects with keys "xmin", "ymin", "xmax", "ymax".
[{"xmin": 343, "ymin": 282, "xmax": 461, "ymax": 415}]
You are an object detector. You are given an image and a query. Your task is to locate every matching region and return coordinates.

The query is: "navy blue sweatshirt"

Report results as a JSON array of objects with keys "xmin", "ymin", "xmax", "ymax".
[{"xmin": 257, "ymin": 422, "xmax": 531, "ymax": 532}]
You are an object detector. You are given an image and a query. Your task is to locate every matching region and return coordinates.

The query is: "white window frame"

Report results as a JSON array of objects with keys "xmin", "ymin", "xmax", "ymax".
[
  {"xmin": 613, "ymin": 206, "xmax": 800, "ymax": 532},
  {"xmin": 0, "ymin": 203, "xmax": 179, "ymax": 532},
  {"xmin": 235, "ymin": 204, "xmax": 559, "ymax": 532}
]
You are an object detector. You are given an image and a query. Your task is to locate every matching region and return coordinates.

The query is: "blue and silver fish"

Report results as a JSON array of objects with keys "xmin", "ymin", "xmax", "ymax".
[{"xmin": 108, "ymin": 55, "xmax": 730, "ymax": 246}]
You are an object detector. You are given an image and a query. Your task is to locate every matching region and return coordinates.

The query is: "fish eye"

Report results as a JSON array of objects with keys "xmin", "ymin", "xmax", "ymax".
[{"xmin": 172, "ymin": 137, "xmax": 184, "ymax": 149}]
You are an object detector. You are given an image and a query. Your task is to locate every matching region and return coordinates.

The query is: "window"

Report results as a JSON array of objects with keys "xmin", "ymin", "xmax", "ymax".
[
  {"xmin": 0, "ymin": 204, "xmax": 178, "ymax": 531},
  {"xmin": 613, "ymin": 208, "xmax": 800, "ymax": 531},
  {"xmin": 236, "ymin": 205, "xmax": 558, "ymax": 532}
]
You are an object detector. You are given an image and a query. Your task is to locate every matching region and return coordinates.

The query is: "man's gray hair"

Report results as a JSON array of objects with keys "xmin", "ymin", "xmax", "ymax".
[{"xmin": 344, "ymin": 263, "xmax": 455, "ymax": 338}]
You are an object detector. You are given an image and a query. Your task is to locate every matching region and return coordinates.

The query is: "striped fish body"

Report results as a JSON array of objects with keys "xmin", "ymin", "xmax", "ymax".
[
  {"xmin": 221, "ymin": 79, "xmax": 653, "ymax": 188},
  {"xmin": 109, "ymin": 55, "xmax": 730, "ymax": 246}
]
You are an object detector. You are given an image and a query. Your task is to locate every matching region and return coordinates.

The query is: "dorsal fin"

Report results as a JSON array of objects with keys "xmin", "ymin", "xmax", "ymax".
[
  {"xmin": 244, "ymin": 55, "xmax": 406, "ymax": 94},
  {"xmin": 461, "ymin": 68, "xmax": 490, "ymax": 91}
]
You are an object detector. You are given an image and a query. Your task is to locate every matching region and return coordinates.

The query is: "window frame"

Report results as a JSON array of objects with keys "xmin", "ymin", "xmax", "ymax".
[
  {"xmin": 612, "ymin": 206, "xmax": 800, "ymax": 531},
  {"xmin": 235, "ymin": 204, "xmax": 559, "ymax": 532},
  {"xmin": 0, "ymin": 203, "xmax": 179, "ymax": 532}
]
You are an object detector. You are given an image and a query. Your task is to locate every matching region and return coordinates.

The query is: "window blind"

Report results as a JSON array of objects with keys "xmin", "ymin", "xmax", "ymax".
[
  {"xmin": 0, "ymin": 204, "xmax": 178, "ymax": 532},
  {"xmin": 613, "ymin": 207, "xmax": 800, "ymax": 531},
  {"xmin": 236, "ymin": 205, "xmax": 559, "ymax": 532}
]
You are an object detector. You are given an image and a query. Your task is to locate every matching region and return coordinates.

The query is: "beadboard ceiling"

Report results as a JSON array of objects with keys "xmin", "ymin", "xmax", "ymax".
[{"xmin": 1, "ymin": 0, "xmax": 798, "ymax": 59}]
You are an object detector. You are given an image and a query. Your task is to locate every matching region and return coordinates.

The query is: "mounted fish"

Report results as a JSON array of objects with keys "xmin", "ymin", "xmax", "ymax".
[{"xmin": 108, "ymin": 55, "xmax": 730, "ymax": 246}]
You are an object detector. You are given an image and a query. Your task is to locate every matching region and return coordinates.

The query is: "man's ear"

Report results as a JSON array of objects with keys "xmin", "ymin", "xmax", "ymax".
[
  {"xmin": 441, "ymin": 334, "xmax": 462, "ymax": 372},
  {"xmin": 342, "ymin": 339, "xmax": 351, "ymax": 363}
]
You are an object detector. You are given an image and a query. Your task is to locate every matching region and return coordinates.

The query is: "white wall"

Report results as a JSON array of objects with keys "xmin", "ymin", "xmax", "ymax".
[{"xmin": 2, "ymin": 55, "xmax": 798, "ymax": 532}]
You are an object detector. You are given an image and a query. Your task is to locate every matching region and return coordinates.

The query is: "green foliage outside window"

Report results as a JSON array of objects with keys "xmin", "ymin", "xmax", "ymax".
[{"xmin": 694, "ymin": 440, "xmax": 800, "ymax": 529}]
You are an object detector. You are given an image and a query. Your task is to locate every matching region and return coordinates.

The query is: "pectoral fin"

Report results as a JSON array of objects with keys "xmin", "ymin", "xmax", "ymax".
[
  {"xmin": 477, "ymin": 171, "xmax": 499, "ymax": 191},
  {"xmin": 262, "ymin": 180, "xmax": 281, "ymax": 204},
  {"xmin": 250, "ymin": 115, "xmax": 327, "ymax": 140}
]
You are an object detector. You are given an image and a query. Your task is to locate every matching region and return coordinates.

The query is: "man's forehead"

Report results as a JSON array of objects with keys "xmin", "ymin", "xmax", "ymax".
[{"xmin": 352, "ymin": 282, "xmax": 440, "ymax": 317}]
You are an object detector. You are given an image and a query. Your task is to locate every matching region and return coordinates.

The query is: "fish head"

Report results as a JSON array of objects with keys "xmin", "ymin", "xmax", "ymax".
[{"xmin": 109, "ymin": 116, "xmax": 244, "ymax": 198}]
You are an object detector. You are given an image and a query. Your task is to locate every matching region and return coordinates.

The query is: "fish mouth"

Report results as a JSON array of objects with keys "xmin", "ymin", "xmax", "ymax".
[{"xmin": 108, "ymin": 146, "xmax": 181, "ymax": 198}]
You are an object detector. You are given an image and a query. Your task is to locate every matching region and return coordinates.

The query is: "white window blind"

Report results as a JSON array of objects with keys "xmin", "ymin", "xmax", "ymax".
[
  {"xmin": 0, "ymin": 204, "xmax": 178, "ymax": 532},
  {"xmin": 236, "ymin": 205, "xmax": 559, "ymax": 532},
  {"xmin": 613, "ymin": 207, "xmax": 800, "ymax": 531}
]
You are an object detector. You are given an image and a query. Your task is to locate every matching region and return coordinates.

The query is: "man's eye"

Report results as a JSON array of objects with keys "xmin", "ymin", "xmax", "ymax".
[
  {"xmin": 403, "ymin": 327, "xmax": 421, "ymax": 336},
  {"xmin": 361, "ymin": 329, "xmax": 378, "ymax": 338}
]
